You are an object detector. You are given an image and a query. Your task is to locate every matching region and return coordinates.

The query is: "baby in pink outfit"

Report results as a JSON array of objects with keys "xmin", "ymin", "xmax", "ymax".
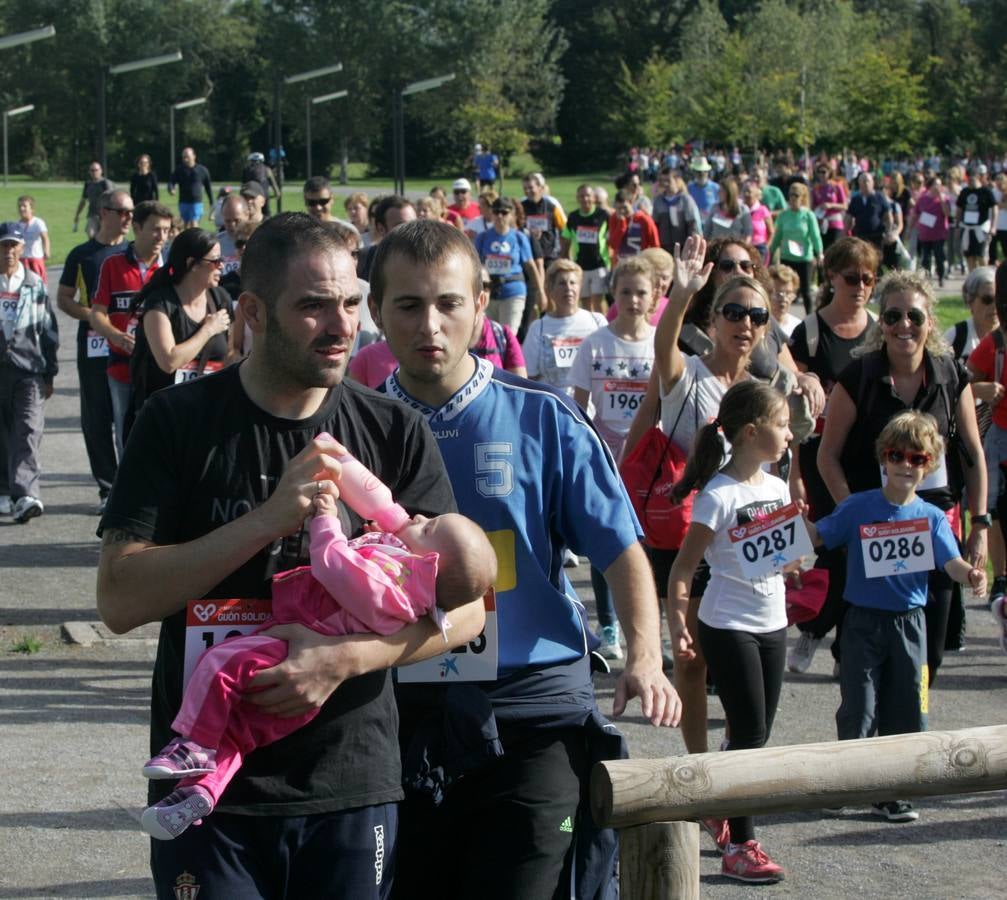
[{"xmin": 140, "ymin": 453, "xmax": 496, "ymax": 841}]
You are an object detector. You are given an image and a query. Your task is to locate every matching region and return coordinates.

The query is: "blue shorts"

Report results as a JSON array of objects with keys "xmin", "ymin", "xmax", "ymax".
[
  {"xmin": 179, "ymin": 202, "xmax": 203, "ymax": 223},
  {"xmin": 150, "ymin": 802, "xmax": 397, "ymax": 899}
]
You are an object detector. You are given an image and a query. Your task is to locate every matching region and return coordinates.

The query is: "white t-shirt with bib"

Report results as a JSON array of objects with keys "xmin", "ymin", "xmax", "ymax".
[
  {"xmin": 523, "ymin": 309, "xmax": 608, "ymax": 395},
  {"xmin": 691, "ymin": 471, "xmax": 790, "ymax": 633}
]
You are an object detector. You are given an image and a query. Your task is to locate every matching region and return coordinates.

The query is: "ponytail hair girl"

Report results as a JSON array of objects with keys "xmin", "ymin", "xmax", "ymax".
[{"xmin": 671, "ymin": 381, "xmax": 787, "ymax": 502}]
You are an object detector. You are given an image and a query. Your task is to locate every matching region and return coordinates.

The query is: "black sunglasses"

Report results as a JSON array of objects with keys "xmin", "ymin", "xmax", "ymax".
[
  {"xmin": 840, "ymin": 271, "xmax": 875, "ymax": 287},
  {"xmin": 881, "ymin": 307, "xmax": 927, "ymax": 327},
  {"xmin": 716, "ymin": 258, "xmax": 754, "ymax": 274},
  {"xmin": 105, "ymin": 206, "xmax": 133, "ymax": 216},
  {"xmin": 975, "ymin": 292, "xmax": 996, "ymax": 305},
  {"xmin": 883, "ymin": 448, "xmax": 932, "ymax": 468},
  {"xmin": 718, "ymin": 303, "xmax": 770, "ymax": 326},
  {"xmin": 305, "ymin": 197, "xmax": 332, "ymax": 207}
]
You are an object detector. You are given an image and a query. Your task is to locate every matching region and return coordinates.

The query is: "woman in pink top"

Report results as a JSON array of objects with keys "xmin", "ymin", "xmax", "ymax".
[
  {"xmin": 743, "ymin": 181, "xmax": 774, "ymax": 261},
  {"xmin": 139, "ymin": 452, "xmax": 497, "ymax": 841},
  {"xmin": 913, "ymin": 176, "xmax": 951, "ymax": 286},
  {"xmin": 811, "ymin": 163, "xmax": 848, "ymax": 251}
]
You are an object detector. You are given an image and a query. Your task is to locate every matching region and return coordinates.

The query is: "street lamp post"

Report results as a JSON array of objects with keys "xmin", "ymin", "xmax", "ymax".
[
  {"xmin": 393, "ymin": 73, "xmax": 455, "ymax": 195},
  {"xmin": 97, "ymin": 50, "xmax": 182, "ymax": 171},
  {"xmin": 306, "ymin": 90, "xmax": 348, "ymax": 179},
  {"xmin": 170, "ymin": 97, "xmax": 208, "ymax": 174},
  {"xmin": 273, "ymin": 63, "xmax": 343, "ymax": 212},
  {"xmin": 3, "ymin": 104, "xmax": 34, "ymax": 186},
  {"xmin": 0, "ymin": 25, "xmax": 55, "ymax": 51}
]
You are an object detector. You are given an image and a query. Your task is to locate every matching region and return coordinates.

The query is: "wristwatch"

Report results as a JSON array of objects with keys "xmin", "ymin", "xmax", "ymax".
[{"xmin": 971, "ymin": 513, "xmax": 992, "ymax": 528}]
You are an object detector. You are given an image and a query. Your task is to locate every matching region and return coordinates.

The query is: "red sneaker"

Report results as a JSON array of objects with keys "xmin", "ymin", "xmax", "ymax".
[
  {"xmin": 721, "ymin": 840, "xmax": 785, "ymax": 883},
  {"xmin": 700, "ymin": 818, "xmax": 730, "ymax": 854}
]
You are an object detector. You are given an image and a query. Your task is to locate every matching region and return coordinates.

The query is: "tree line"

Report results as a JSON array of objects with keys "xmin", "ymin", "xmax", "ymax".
[{"xmin": 0, "ymin": 0, "xmax": 1003, "ymax": 183}]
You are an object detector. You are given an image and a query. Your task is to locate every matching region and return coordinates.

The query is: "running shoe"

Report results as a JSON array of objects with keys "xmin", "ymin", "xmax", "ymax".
[
  {"xmin": 871, "ymin": 800, "xmax": 919, "ymax": 822},
  {"xmin": 142, "ymin": 738, "xmax": 217, "ymax": 778},
  {"xmin": 141, "ymin": 785, "xmax": 214, "ymax": 840},
  {"xmin": 598, "ymin": 624, "xmax": 623, "ymax": 660},
  {"xmin": 721, "ymin": 840, "xmax": 785, "ymax": 883},
  {"xmin": 991, "ymin": 595, "xmax": 1007, "ymax": 654},
  {"xmin": 12, "ymin": 496, "xmax": 43, "ymax": 524},
  {"xmin": 787, "ymin": 631, "xmax": 821, "ymax": 673},
  {"xmin": 701, "ymin": 818, "xmax": 730, "ymax": 854}
]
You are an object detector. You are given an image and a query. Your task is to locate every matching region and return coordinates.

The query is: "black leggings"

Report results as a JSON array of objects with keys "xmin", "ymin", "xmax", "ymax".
[
  {"xmin": 698, "ymin": 622, "xmax": 787, "ymax": 845},
  {"xmin": 785, "ymin": 259, "xmax": 814, "ymax": 314}
]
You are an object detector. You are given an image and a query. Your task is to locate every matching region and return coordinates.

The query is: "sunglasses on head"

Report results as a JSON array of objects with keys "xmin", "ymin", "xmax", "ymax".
[
  {"xmin": 883, "ymin": 448, "xmax": 932, "ymax": 468},
  {"xmin": 881, "ymin": 307, "xmax": 927, "ymax": 327},
  {"xmin": 716, "ymin": 258, "xmax": 754, "ymax": 274},
  {"xmin": 305, "ymin": 197, "xmax": 331, "ymax": 207},
  {"xmin": 718, "ymin": 303, "xmax": 770, "ymax": 326},
  {"xmin": 840, "ymin": 271, "xmax": 875, "ymax": 287}
]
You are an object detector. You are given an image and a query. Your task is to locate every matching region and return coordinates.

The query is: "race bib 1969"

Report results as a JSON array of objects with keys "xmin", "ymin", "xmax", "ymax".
[
  {"xmin": 859, "ymin": 519, "xmax": 934, "ymax": 578},
  {"xmin": 601, "ymin": 379, "xmax": 646, "ymax": 424}
]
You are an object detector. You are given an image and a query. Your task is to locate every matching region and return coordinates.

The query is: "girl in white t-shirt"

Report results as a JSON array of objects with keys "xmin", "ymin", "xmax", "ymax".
[{"xmin": 667, "ymin": 380, "xmax": 792, "ymax": 884}]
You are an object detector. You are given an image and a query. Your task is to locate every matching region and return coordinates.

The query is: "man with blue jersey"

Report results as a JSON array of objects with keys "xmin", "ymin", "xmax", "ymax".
[{"xmin": 370, "ymin": 220, "xmax": 679, "ymax": 900}]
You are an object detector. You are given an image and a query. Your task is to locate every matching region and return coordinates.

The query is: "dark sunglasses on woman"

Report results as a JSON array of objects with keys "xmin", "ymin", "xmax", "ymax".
[
  {"xmin": 719, "ymin": 303, "xmax": 770, "ymax": 326},
  {"xmin": 881, "ymin": 307, "xmax": 927, "ymax": 327},
  {"xmin": 840, "ymin": 271, "xmax": 875, "ymax": 286},
  {"xmin": 716, "ymin": 258, "xmax": 754, "ymax": 274}
]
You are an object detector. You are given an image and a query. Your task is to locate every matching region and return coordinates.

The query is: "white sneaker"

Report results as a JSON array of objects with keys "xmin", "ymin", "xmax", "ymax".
[
  {"xmin": 562, "ymin": 549, "xmax": 580, "ymax": 567},
  {"xmin": 12, "ymin": 495, "xmax": 43, "ymax": 524},
  {"xmin": 787, "ymin": 632, "xmax": 820, "ymax": 673},
  {"xmin": 0, "ymin": 496, "xmax": 11, "ymax": 516},
  {"xmin": 599, "ymin": 624, "xmax": 623, "ymax": 660}
]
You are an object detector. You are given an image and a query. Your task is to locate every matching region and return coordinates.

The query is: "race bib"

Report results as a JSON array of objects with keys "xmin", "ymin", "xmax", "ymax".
[
  {"xmin": 0, "ymin": 292, "xmax": 17, "ymax": 325},
  {"xmin": 729, "ymin": 502, "xmax": 814, "ymax": 579},
  {"xmin": 963, "ymin": 210, "xmax": 980, "ymax": 225},
  {"xmin": 397, "ymin": 590, "xmax": 499, "ymax": 682},
  {"xmin": 860, "ymin": 519, "xmax": 935, "ymax": 578},
  {"xmin": 183, "ymin": 598, "xmax": 273, "ymax": 690},
  {"xmin": 485, "ymin": 254, "xmax": 511, "ymax": 275},
  {"xmin": 880, "ymin": 456, "xmax": 947, "ymax": 492},
  {"xmin": 576, "ymin": 226, "xmax": 599, "ymax": 245},
  {"xmin": 174, "ymin": 359, "xmax": 223, "ymax": 384},
  {"xmin": 668, "ymin": 206, "xmax": 681, "ymax": 228},
  {"xmin": 550, "ymin": 336, "xmax": 583, "ymax": 368},
  {"xmin": 787, "ymin": 239, "xmax": 804, "ymax": 257},
  {"xmin": 222, "ymin": 255, "xmax": 241, "ymax": 275},
  {"xmin": 601, "ymin": 379, "xmax": 646, "ymax": 423},
  {"xmin": 527, "ymin": 214, "xmax": 549, "ymax": 233},
  {"xmin": 86, "ymin": 329, "xmax": 109, "ymax": 358},
  {"xmin": 918, "ymin": 211, "xmax": 937, "ymax": 229}
]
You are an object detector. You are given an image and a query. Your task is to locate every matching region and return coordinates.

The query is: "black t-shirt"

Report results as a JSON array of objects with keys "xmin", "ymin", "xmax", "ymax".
[
  {"xmin": 789, "ymin": 313, "xmax": 872, "ymax": 394},
  {"xmin": 836, "ymin": 349, "xmax": 968, "ymax": 508},
  {"xmin": 956, "ymin": 186, "xmax": 997, "ymax": 228},
  {"xmin": 564, "ymin": 208, "xmax": 608, "ymax": 270},
  {"xmin": 847, "ymin": 192, "xmax": 889, "ymax": 240},
  {"xmin": 131, "ymin": 284, "xmax": 231, "ymax": 409},
  {"xmin": 99, "ymin": 366, "xmax": 456, "ymax": 813},
  {"xmin": 59, "ymin": 238, "xmax": 128, "ymax": 352},
  {"xmin": 130, "ymin": 171, "xmax": 159, "ymax": 204},
  {"xmin": 170, "ymin": 163, "xmax": 212, "ymax": 204}
]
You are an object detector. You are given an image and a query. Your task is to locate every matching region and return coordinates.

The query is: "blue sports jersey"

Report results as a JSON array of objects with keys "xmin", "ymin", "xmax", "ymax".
[
  {"xmin": 815, "ymin": 489, "xmax": 960, "ymax": 612},
  {"xmin": 688, "ymin": 180, "xmax": 720, "ymax": 218},
  {"xmin": 385, "ymin": 356, "xmax": 642, "ymax": 676},
  {"xmin": 475, "ymin": 229, "xmax": 532, "ymax": 300}
]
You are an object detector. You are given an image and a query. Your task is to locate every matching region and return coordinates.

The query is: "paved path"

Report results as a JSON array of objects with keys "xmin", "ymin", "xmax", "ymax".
[{"xmin": 0, "ymin": 276, "xmax": 1004, "ymax": 898}]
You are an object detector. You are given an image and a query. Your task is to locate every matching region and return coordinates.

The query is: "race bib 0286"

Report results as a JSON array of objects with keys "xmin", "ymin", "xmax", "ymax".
[{"xmin": 859, "ymin": 519, "xmax": 934, "ymax": 578}]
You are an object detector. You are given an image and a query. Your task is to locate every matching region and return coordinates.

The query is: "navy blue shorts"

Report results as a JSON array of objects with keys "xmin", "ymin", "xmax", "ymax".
[{"xmin": 150, "ymin": 802, "xmax": 397, "ymax": 899}]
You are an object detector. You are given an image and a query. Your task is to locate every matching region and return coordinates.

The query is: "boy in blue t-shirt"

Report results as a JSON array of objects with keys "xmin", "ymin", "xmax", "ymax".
[{"xmin": 805, "ymin": 411, "xmax": 984, "ymax": 823}]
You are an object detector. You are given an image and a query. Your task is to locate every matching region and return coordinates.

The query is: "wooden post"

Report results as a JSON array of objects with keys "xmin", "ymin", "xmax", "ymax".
[
  {"xmin": 621, "ymin": 821, "xmax": 699, "ymax": 900},
  {"xmin": 592, "ymin": 725, "xmax": 1007, "ymax": 829}
]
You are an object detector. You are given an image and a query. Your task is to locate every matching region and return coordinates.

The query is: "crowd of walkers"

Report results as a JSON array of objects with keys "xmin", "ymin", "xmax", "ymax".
[{"xmin": 2, "ymin": 142, "xmax": 1007, "ymax": 896}]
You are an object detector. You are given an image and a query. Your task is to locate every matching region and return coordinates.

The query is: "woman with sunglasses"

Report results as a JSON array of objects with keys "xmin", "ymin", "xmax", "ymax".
[
  {"xmin": 818, "ymin": 271, "xmax": 988, "ymax": 687},
  {"xmin": 768, "ymin": 182, "xmax": 824, "ymax": 315},
  {"xmin": 129, "ymin": 228, "xmax": 237, "ymax": 412}
]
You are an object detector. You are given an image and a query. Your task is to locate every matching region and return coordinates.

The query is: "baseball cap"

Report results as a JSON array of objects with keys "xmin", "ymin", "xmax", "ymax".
[
  {"xmin": 977, "ymin": 163, "xmax": 989, "ymax": 175},
  {"xmin": 240, "ymin": 181, "xmax": 266, "ymax": 198},
  {"xmin": 491, "ymin": 197, "xmax": 514, "ymax": 214},
  {"xmin": 247, "ymin": 152, "xmax": 265, "ymax": 162},
  {"xmin": 690, "ymin": 156, "xmax": 712, "ymax": 173},
  {"xmin": 452, "ymin": 178, "xmax": 472, "ymax": 192},
  {"xmin": 474, "ymin": 143, "xmax": 483, "ymax": 152},
  {"xmin": 0, "ymin": 221, "xmax": 25, "ymax": 244}
]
